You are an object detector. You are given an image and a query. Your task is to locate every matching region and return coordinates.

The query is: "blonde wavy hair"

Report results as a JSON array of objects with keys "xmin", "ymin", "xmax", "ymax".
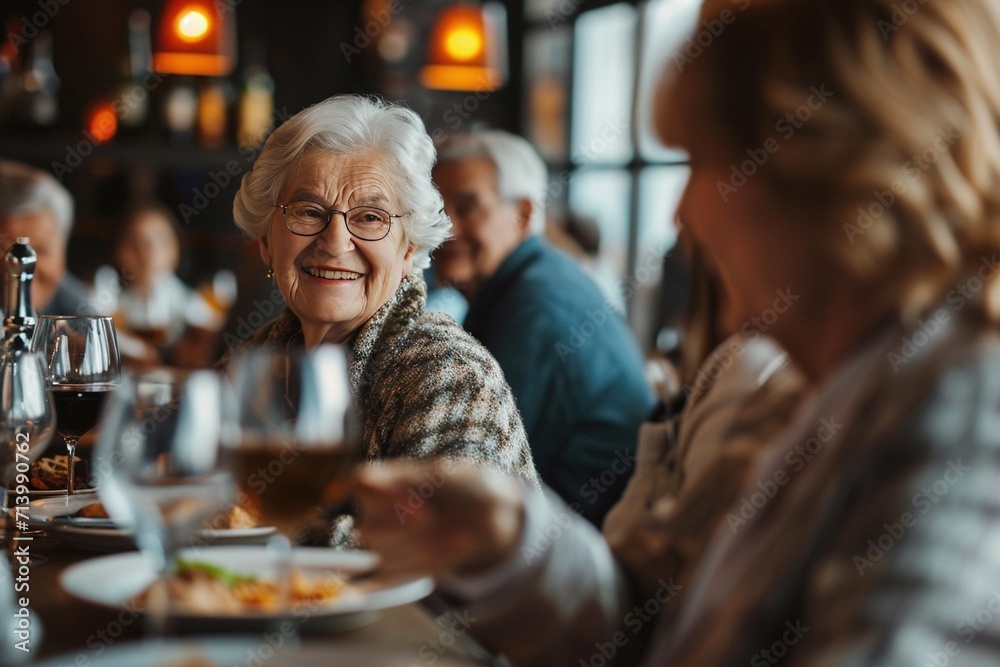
[{"xmin": 657, "ymin": 0, "xmax": 1000, "ymax": 323}]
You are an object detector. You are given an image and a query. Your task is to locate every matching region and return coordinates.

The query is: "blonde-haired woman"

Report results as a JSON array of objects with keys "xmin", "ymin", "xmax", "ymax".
[{"xmin": 353, "ymin": 1, "xmax": 1000, "ymax": 664}]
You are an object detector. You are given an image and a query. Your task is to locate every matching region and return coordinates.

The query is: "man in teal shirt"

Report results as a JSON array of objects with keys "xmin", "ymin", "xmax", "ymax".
[{"xmin": 432, "ymin": 131, "xmax": 655, "ymax": 525}]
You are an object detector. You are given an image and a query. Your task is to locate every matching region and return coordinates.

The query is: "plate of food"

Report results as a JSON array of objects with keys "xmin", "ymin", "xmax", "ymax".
[
  {"xmin": 25, "ymin": 496, "xmax": 276, "ymax": 551},
  {"xmin": 60, "ymin": 546, "xmax": 433, "ymax": 629},
  {"xmin": 31, "ymin": 637, "xmax": 480, "ymax": 667},
  {"xmin": 27, "ymin": 454, "xmax": 95, "ymax": 496}
]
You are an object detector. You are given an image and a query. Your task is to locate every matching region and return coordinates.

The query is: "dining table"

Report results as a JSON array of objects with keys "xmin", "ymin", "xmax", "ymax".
[{"xmin": 10, "ymin": 525, "xmax": 499, "ymax": 666}]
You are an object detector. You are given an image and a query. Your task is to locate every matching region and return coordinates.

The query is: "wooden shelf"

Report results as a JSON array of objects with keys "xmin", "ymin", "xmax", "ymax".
[{"xmin": 0, "ymin": 132, "xmax": 248, "ymax": 171}]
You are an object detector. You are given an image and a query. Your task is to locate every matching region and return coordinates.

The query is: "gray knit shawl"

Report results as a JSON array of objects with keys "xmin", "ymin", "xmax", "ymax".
[{"xmin": 235, "ymin": 272, "xmax": 538, "ymax": 482}]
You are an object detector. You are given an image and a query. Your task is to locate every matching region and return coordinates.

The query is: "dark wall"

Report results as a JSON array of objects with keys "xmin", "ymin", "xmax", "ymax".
[{"xmin": 0, "ymin": 0, "xmax": 527, "ymax": 358}]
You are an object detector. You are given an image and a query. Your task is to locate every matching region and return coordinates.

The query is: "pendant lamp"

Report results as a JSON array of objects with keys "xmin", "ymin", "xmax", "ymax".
[
  {"xmin": 420, "ymin": 2, "xmax": 507, "ymax": 92},
  {"xmin": 153, "ymin": 0, "xmax": 237, "ymax": 76}
]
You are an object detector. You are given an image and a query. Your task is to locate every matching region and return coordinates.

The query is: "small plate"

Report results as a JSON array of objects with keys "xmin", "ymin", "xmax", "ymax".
[
  {"xmin": 60, "ymin": 546, "xmax": 433, "ymax": 629},
  {"xmin": 25, "ymin": 495, "xmax": 276, "ymax": 552},
  {"xmin": 26, "ymin": 487, "xmax": 97, "ymax": 499},
  {"xmin": 23, "ymin": 491, "xmax": 102, "ymax": 525},
  {"xmin": 47, "ymin": 524, "xmax": 278, "ymax": 552}
]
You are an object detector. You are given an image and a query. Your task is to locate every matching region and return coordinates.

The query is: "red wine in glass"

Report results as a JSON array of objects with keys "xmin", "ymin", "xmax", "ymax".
[
  {"xmin": 50, "ymin": 384, "xmax": 114, "ymax": 491},
  {"xmin": 51, "ymin": 384, "xmax": 114, "ymax": 439}
]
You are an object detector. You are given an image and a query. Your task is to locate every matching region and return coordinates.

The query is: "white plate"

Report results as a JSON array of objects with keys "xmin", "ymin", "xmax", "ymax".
[
  {"xmin": 32, "ymin": 637, "xmax": 477, "ymax": 667},
  {"xmin": 61, "ymin": 546, "xmax": 433, "ymax": 626},
  {"xmin": 23, "ymin": 491, "xmax": 102, "ymax": 524},
  {"xmin": 26, "ymin": 487, "xmax": 96, "ymax": 498},
  {"xmin": 47, "ymin": 524, "xmax": 278, "ymax": 552},
  {"xmin": 25, "ymin": 495, "xmax": 277, "ymax": 551}
]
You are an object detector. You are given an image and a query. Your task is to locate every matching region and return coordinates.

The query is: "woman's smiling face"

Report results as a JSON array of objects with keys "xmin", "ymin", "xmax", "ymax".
[{"xmin": 260, "ymin": 148, "xmax": 415, "ymax": 346}]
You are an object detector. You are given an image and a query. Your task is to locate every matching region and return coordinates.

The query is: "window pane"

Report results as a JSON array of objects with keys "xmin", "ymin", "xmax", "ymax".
[
  {"xmin": 568, "ymin": 169, "xmax": 632, "ymax": 286},
  {"xmin": 636, "ymin": 0, "xmax": 701, "ymax": 162},
  {"xmin": 632, "ymin": 165, "xmax": 690, "ymax": 348},
  {"xmin": 525, "ymin": 0, "xmax": 569, "ymax": 23},
  {"xmin": 571, "ymin": 4, "xmax": 636, "ymax": 167},
  {"xmin": 637, "ymin": 165, "xmax": 689, "ymax": 277},
  {"xmin": 523, "ymin": 28, "xmax": 571, "ymax": 163}
]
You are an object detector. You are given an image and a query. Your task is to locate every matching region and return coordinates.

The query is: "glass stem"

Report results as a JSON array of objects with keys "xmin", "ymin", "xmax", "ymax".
[
  {"xmin": 145, "ymin": 545, "xmax": 176, "ymax": 638},
  {"xmin": 266, "ymin": 533, "xmax": 299, "ymax": 646},
  {"xmin": 64, "ymin": 438, "xmax": 78, "ymax": 495}
]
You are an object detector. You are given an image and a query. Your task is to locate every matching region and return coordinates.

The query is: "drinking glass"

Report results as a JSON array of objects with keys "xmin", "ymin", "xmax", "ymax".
[
  {"xmin": 30, "ymin": 316, "xmax": 120, "ymax": 494},
  {"xmin": 0, "ymin": 351, "xmax": 54, "ymax": 548},
  {"xmin": 94, "ymin": 369, "xmax": 235, "ymax": 636},
  {"xmin": 224, "ymin": 346, "xmax": 359, "ymax": 610}
]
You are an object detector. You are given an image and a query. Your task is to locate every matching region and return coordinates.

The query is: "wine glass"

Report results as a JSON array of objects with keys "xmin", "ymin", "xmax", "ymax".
[
  {"xmin": 93, "ymin": 368, "xmax": 235, "ymax": 636},
  {"xmin": 224, "ymin": 346, "xmax": 359, "ymax": 612},
  {"xmin": 0, "ymin": 351, "xmax": 54, "ymax": 549},
  {"xmin": 30, "ymin": 315, "xmax": 121, "ymax": 494}
]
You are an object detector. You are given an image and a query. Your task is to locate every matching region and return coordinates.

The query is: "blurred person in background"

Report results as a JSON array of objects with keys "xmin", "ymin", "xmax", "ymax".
[
  {"xmin": 355, "ymin": 0, "xmax": 1000, "ymax": 664},
  {"xmin": 230, "ymin": 95, "xmax": 538, "ymax": 544},
  {"xmin": 433, "ymin": 130, "xmax": 655, "ymax": 526},
  {"xmin": 545, "ymin": 211, "xmax": 624, "ymax": 312},
  {"xmin": 0, "ymin": 158, "xmax": 93, "ymax": 315},
  {"xmin": 95, "ymin": 202, "xmax": 228, "ymax": 368}
]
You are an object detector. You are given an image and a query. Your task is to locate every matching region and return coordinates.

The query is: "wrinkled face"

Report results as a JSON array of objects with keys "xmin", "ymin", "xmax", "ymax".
[
  {"xmin": 117, "ymin": 212, "xmax": 180, "ymax": 287},
  {"xmin": 432, "ymin": 157, "xmax": 529, "ymax": 291},
  {"xmin": 260, "ymin": 149, "xmax": 415, "ymax": 346},
  {"xmin": 0, "ymin": 210, "xmax": 65, "ymax": 312}
]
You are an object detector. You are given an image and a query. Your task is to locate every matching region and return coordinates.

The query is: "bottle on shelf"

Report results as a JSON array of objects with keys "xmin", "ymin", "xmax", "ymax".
[
  {"xmin": 237, "ymin": 39, "xmax": 274, "ymax": 149},
  {"xmin": 116, "ymin": 9, "xmax": 153, "ymax": 132},
  {"xmin": 2, "ymin": 237, "xmax": 37, "ymax": 355},
  {"xmin": 19, "ymin": 30, "xmax": 59, "ymax": 127},
  {"xmin": 163, "ymin": 76, "xmax": 198, "ymax": 145},
  {"xmin": 197, "ymin": 77, "xmax": 230, "ymax": 148}
]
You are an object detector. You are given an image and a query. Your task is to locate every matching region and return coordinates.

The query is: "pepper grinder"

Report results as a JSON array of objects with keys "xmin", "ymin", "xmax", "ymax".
[{"xmin": 3, "ymin": 237, "xmax": 37, "ymax": 355}]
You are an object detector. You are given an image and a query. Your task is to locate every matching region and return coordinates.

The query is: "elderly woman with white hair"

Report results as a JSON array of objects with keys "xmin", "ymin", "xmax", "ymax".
[{"xmin": 230, "ymin": 95, "xmax": 538, "ymax": 542}]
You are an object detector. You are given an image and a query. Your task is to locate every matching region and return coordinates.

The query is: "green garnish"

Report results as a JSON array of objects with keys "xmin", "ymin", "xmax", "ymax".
[{"xmin": 174, "ymin": 559, "xmax": 258, "ymax": 587}]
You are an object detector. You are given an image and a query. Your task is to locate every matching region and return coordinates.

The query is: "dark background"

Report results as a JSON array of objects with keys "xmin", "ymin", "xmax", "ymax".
[{"xmin": 0, "ymin": 0, "xmax": 639, "ymax": 352}]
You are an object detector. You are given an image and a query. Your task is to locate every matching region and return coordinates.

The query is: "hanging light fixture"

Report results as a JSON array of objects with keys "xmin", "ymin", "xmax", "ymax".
[
  {"xmin": 420, "ymin": 2, "xmax": 507, "ymax": 92},
  {"xmin": 153, "ymin": 0, "xmax": 236, "ymax": 76}
]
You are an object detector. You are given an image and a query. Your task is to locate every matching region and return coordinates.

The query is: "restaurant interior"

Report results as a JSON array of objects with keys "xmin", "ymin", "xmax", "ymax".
[
  {"xmin": 0, "ymin": 0, "xmax": 696, "ymax": 663},
  {"xmin": 4, "ymin": 0, "xmax": 1000, "ymax": 665},
  {"xmin": 0, "ymin": 0, "xmax": 693, "ymax": 359}
]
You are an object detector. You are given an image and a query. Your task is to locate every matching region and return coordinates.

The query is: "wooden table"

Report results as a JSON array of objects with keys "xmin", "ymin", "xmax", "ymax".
[{"xmin": 10, "ymin": 532, "xmax": 495, "ymax": 665}]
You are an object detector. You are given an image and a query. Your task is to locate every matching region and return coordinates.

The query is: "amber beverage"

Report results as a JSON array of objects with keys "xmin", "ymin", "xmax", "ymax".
[{"xmin": 228, "ymin": 442, "xmax": 355, "ymax": 534}]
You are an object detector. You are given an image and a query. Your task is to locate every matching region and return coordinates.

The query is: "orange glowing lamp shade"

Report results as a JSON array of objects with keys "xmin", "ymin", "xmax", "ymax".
[
  {"xmin": 421, "ymin": 3, "xmax": 507, "ymax": 92},
  {"xmin": 87, "ymin": 101, "xmax": 118, "ymax": 143},
  {"xmin": 153, "ymin": 0, "xmax": 236, "ymax": 76}
]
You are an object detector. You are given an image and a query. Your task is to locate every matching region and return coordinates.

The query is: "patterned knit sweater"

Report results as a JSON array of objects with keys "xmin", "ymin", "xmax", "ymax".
[{"xmin": 230, "ymin": 272, "xmax": 539, "ymax": 543}]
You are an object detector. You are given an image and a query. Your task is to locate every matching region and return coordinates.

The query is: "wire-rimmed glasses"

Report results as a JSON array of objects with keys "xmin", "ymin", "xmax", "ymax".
[{"xmin": 274, "ymin": 201, "xmax": 404, "ymax": 241}]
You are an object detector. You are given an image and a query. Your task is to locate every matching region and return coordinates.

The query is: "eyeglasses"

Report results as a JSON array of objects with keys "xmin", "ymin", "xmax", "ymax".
[{"xmin": 274, "ymin": 201, "xmax": 404, "ymax": 241}]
